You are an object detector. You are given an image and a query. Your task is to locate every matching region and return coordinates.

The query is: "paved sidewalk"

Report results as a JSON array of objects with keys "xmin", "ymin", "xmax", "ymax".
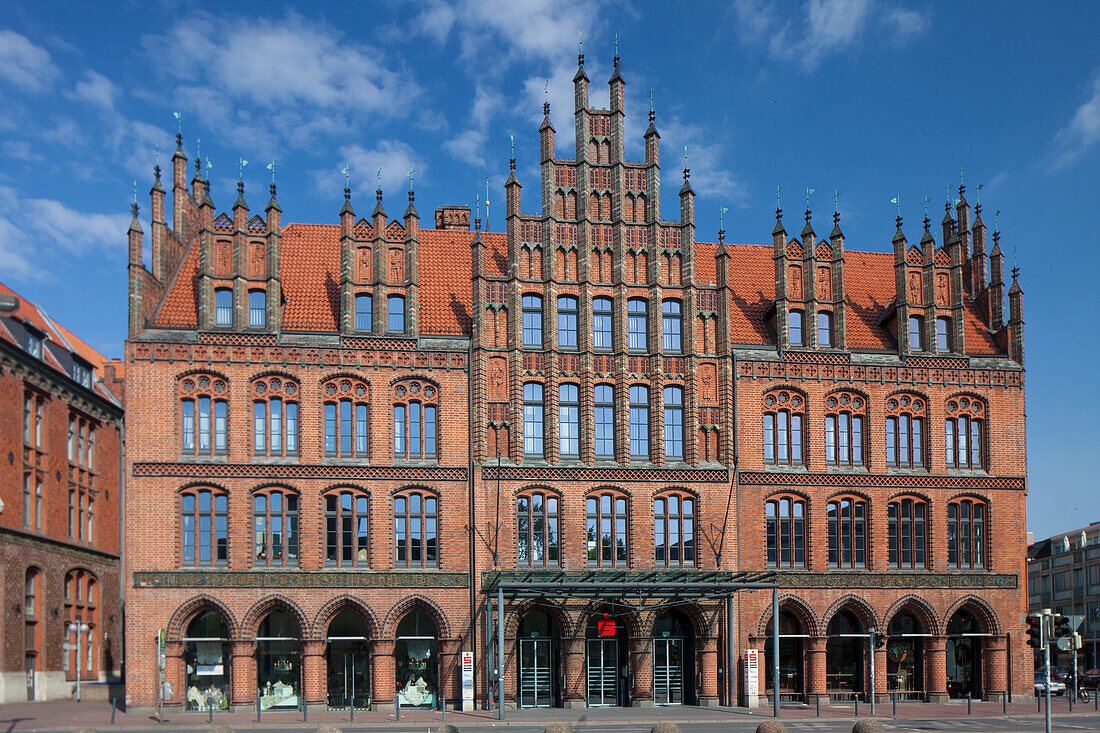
[{"xmin": 2, "ymin": 697, "xmax": 1099, "ymax": 732}]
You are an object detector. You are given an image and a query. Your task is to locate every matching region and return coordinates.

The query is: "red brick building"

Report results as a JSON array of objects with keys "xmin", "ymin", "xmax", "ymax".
[
  {"xmin": 123, "ymin": 52, "xmax": 1029, "ymax": 712},
  {"xmin": 0, "ymin": 282, "xmax": 124, "ymax": 703}
]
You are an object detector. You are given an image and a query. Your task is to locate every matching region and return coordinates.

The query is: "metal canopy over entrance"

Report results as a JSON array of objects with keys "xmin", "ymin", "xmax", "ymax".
[{"xmin": 484, "ymin": 570, "xmax": 781, "ymax": 719}]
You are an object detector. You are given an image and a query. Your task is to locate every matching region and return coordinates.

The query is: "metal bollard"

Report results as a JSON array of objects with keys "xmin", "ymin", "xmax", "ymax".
[
  {"xmin": 1095, "ymin": 690, "xmax": 1098, "ymax": 711},
  {"xmin": 855, "ymin": 696, "xmax": 859, "ymax": 717},
  {"xmin": 1003, "ymin": 693, "xmax": 1006, "ymax": 715},
  {"xmin": 349, "ymin": 700, "xmax": 353, "ymax": 723},
  {"xmin": 967, "ymin": 693, "xmax": 972, "ymax": 715},
  {"xmin": 442, "ymin": 688, "xmax": 446, "ymax": 720},
  {"xmin": 111, "ymin": 698, "xmax": 117, "ymax": 725},
  {"xmin": 892, "ymin": 690, "xmax": 896, "ymax": 717},
  {"xmin": 1070, "ymin": 687, "xmax": 1074, "ymax": 712},
  {"xmin": 816, "ymin": 694, "xmax": 820, "ymax": 717},
  {"xmin": 256, "ymin": 696, "xmax": 261, "ymax": 723},
  {"xmin": 208, "ymin": 700, "xmax": 213, "ymax": 724},
  {"xmin": 303, "ymin": 700, "xmax": 308, "ymax": 723},
  {"xmin": 1038, "ymin": 691, "xmax": 1041, "ymax": 712},
  {"xmin": 395, "ymin": 690, "xmax": 401, "ymax": 720}
]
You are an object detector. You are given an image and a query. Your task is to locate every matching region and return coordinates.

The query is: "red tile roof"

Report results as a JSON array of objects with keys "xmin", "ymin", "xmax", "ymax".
[{"xmin": 149, "ymin": 224, "xmax": 1002, "ymax": 355}]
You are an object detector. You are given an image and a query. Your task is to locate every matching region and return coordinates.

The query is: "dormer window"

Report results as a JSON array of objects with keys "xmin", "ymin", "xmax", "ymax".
[
  {"xmin": 72, "ymin": 360, "xmax": 92, "ymax": 389},
  {"xmin": 25, "ymin": 328, "xmax": 43, "ymax": 359}
]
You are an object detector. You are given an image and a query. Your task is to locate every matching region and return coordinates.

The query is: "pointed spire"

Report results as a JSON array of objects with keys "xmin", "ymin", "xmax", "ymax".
[
  {"xmin": 129, "ymin": 200, "xmax": 142, "ymax": 233},
  {"xmin": 679, "ymin": 165, "xmax": 693, "ymax": 195},
  {"xmin": 340, "ymin": 185, "xmax": 354, "ymax": 216},
  {"xmin": 830, "ymin": 210, "xmax": 844, "ymax": 239},
  {"xmin": 173, "ymin": 130, "xmax": 183, "ymax": 156},
  {"xmin": 151, "ymin": 163, "xmax": 165, "ymax": 193},
  {"xmin": 609, "ymin": 54, "xmax": 623, "ymax": 84},
  {"xmin": 202, "ymin": 183, "xmax": 215, "ymax": 209},
  {"xmin": 801, "ymin": 208, "xmax": 814, "ymax": 239},
  {"xmin": 573, "ymin": 51, "xmax": 588, "ymax": 82},
  {"xmin": 990, "ymin": 228, "xmax": 1002, "ymax": 257},
  {"xmin": 1009, "ymin": 264, "xmax": 1022, "ymax": 294},
  {"xmin": 942, "ymin": 200, "xmax": 954, "ymax": 226},
  {"xmin": 372, "ymin": 185, "xmax": 386, "ymax": 218},
  {"xmin": 234, "ymin": 179, "xmax": 247, "ymax": 210},
  {"xmin": 920, "ymin": 215, "xmax": 933, "ymax": 246},
  {"xmin": 892, "ymin": 214, "xmax": 906, "ymax": 244},
  {"xmin": 405, "ymin": 188, "xmax": 418, "ymax": 219},
  {"xmin": 266, "ymin": 183, "xmax": 281, "ymax": 213}
]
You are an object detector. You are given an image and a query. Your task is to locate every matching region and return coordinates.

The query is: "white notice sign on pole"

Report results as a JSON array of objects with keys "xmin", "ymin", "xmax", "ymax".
[
  {"xmin": 461, "ymin": 651, "xmax": 474, "ymax": 711},
  {"xmin": 744, "ymin": 648, "xmax": 760, "ymax": 707}
]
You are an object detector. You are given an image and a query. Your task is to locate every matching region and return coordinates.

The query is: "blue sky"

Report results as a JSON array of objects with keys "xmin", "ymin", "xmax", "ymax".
[{"xmin": 0, "ymin": 0, "xmax": 1097, "ymax": 539}]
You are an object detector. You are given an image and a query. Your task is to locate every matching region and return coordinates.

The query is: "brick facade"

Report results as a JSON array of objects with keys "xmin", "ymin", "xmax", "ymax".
[{"xmin": 124, "ymin": 53, "xmax": 1029, "ymax": 712}]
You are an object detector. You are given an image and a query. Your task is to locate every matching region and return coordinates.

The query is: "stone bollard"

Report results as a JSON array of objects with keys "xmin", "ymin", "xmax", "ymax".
[
  {"xmin": 315, "ymin": 727, "xmax": 343, "ymax": 733},
  {"xmin": 852, "ymin": 721, "xmax": 885, "ymax": 733},
  {"xmin": 755, "ymin": 722, "xmax": 789, "ymax": 733},
  {"xmin": 651, "ymin": 723, "xmax": 682, "ymax": 733},
  {"xmin": 544, "ymin": 724, "xmax": 574, "ymax": 733},
  {"xmin": 436, "ymin": 725, "xmax": 462, "ymax": 733}
]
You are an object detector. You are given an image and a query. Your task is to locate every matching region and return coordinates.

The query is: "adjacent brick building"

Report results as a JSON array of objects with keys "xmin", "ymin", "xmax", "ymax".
[
  {"xmin": 123, "ymin": 52, "xmax": 1030, "ymax": 712},
  {"xmin": 0, "ymin": 282, "xmax": 124, "ymax": 703}
]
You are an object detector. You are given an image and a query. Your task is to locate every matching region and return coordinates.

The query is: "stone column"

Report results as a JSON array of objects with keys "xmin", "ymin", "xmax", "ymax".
[
  {"xmin": 229, "ymin": 640, "xmax": 256, "ymax": 710},
  {"xmin": 301, "ymin": 639, "xmax": 326, "ymax": 707},
  {"xmin": 984, "ymin": 635, "xmax": 1007, "ymax": 701},
  {"xmin": 926, "ymin": 636, "xmax": 948, "ymax": 703},
  {"xmin": 697, "ymin": 635, "xmax": 720, "ymax": 706},
  {"xmin": 371, "ymin": 639, "xmax": 396, "ymax": 711},
  {"xmin": 630, "ymin": 636, "xmax": 653, "ymax": 707},
  {"xmin": 562, "ymin": 636, "xmax": 586, "ymax": 708},
  {"xmin": 805, "ymin": 636, "xmax": 827, "ymax": 705}
]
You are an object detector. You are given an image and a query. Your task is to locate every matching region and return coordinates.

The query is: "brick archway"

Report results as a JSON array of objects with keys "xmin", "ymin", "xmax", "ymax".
[{"xmin": 166, "ymin": 595, "xmax": 239, "ymax": 641}]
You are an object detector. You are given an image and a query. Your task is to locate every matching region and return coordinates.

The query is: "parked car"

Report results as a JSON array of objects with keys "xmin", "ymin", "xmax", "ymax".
[
  {"xmin": 1036, "ymin": 674, "xmax": 1067, "ymax": 696},
  {"xmin": 1082, "ymin": 669, "xmax": 1100, "ymax": 689},
  {"xmin": 1049, "ymin": 666, "xmax": 1071, "ymax": 683}
]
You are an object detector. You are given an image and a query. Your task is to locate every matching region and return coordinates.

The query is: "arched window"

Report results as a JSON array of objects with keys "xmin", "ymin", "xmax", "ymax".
[
  {"xmin": 629, "ymin": 385, "xmax": 650, "ymax": 459},
  {"xmin": 766, "ymin": 495, "xmax": 806, "ymax": 568},
  {"xmin": 322, "ymin": 377, "xmax": 370, "ymax": 459},
  {"xmin": 517, "ymin": 490, "xmax": 560, "ymax": 567},
  {"xmin": 788, "ymin": 310, "xmax": 804, "ymax": 346},
  {"xmin": 394, "ymin": 490, "xmax": 438, "ymax": 567},
  {"xmin": 763, "ymin": 388, "xmax": 805, "ymax": 466},
  {"xmin": 627, "ymin": 298, "xmax": 648, "ymax": 350},
  {"xmin": 663, "ymin": 385, "xmax": 684, "ymax": 460},
  {"xmin": 253, "ymin": 488, "xmax": 298, "ymax": 567},
  {"xmin": 888, "ymin": 497, "xmax": 927, "ymax": 569},
  {"xmin": 594, "ymin": 384, "xmax": 615, "ymax": 459},
  {"xmin": 827, "ymin": 496, "xmax": 867, "ymax": 568},
  {"xmin": 67, "ymin": 412, "xmax": 97, "ymax": 542},
  {"xmin": 181, "ymin": 488, "xmax": 228, "ymax": 566},
  {"xmin": 325, "ymin": 489, "xmax": 370, "ymax": 567},
  {"xmin": 662, "ymin": 300, "xmax": 682, "ymax": 352},
  {"xmin": 248, "ymin": 290, "xmax": 266, "ymax": 327},
  {"xmin": 824, "ymin": 391, "xmax": 865, "ymax": 466},
  {"xmin": 523, "ymin": 382, "xmax": 545, "ymax": 458},
  {"xmin": 945, "ymin": 396, "xmax": 984, "ymax": 469},
  {"xmin": 215, "ymin": 288, "xmax": 232, "ymax": 326},
  {"xmin": 907, "ymin": 315, "xmax": 924, "ymax": 351},
  {"xmin": 558, "ymin": 384, "xmax": 579, "ymax": 458},
  {"xmin": 179, "ymin": 373, "xmax": 228, "ymax": 456},
  {"xmin": 355, "ymin": 294, "xmax": 373, "ymax": 332},
  {"xmin": 251, "ymin": 376, "xmax": 300, "ymax": 457},
  {"xmin": 936, "ymin": 316, "xmax": 952, "ymax": 352},
  {"xmin": 522, "ymin": 295, "xmax": 543, "ymax": 347},
  {"xmin": 655, "ymin": 492, "xmax": 695, "ymax": 566},
  {"xmin": 63, "ymin": 570, "xmax": 98, "ymax": 680},
  {"xmin": 557, "ymin": 296, "xmax": 578, "ymax": 348},
  {"xmin": 817, "ymin": 311, "xmax": 833, "ymax": 347},
  {"xmin": 948, "ymin": 498, "xmax": 985, "ymax": 569},
  {"xmin": 587, "ymin": 490, "xmax": 628, "ymax": 567},
  {"xmin": 393, "ymin": 379, "xmax": 439, "ymax": 461},
  {"xmin": 885, "ymin": 393, "xmax": 926, "ymax": 468},
  {"xmin": 387, "ymin": 294, "xmax": 405, "ymax": 333},
  {"xmin": 592, "ymin": 297, "xmax": 612, "ymax": 350}
]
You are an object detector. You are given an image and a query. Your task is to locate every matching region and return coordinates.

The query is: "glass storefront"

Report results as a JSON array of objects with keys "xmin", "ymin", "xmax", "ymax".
[
  {"xmin": 327, "ymin": 609, "xmax": 370, "ymax": 709},
  {"xmin": 517, "ymin": 609, "xmax": 559, "ymax": 708},
  {"xmin": 763, "ymin": 610, "xmax": 805, "ymax": 701},
  {"xmin": 653, "ymin": 610, "xmax": 694, "ymax": 705},
  {"xmin": 825, "ymin": 610, "xmax": 864, "ymax": 697},
  {"xmin": 886, "ymin": 612, "xmax": 924, "ymax": 699},
  {"xmin": 946, "ymin": 609, "xmax": 982, "ymax": 699},
  {"xmin": 184, "ymin": 611, "xmax": 230, "ymax": 712},
  {"xmin": 395, "ymin": 610, "xmax": 438, "ymax": 709},
  {"xmin": 256, "ymin": 611, "xmax": 301, "ymax": 710},
  {"xmin": 586, "ymin": 610, "xmax": 628, "ymax": 707}
]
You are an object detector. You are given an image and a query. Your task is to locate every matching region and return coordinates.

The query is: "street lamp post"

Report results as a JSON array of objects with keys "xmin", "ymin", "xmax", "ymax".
[{"xmin": 66, "ymin": 622, "xmax": 89, "ymax": 702}]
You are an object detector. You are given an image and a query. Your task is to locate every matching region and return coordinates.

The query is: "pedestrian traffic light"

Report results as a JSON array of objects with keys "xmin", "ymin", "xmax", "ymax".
[
  {"xmin": 1052, "ymin": 614, "xmax": 1072, "ymax": 638},
  {"xmin": 1026, "ymin": 615, "xmax": 1044, "ymax": 649},
  {"xmin": 874, "ymin": 631, "xmax": 886, "ymax": 649}
]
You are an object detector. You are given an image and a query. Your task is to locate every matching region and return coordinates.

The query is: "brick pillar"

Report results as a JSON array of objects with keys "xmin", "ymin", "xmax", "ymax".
[
  {"xmin": 230, "ymin": 640, "xmax": 256, "ymax": 708},
  {"xmin": 926, "ymin": 636, "xmax": 948, "ymax": 703},
  {"xmin": 697, "ymin": 635, "xmax": 720, "ymax": 706},
  {"xmin": 302, "ymin": 639, "xmax": 326, "ymax": 707},
  {"xmin": 562, "ymin": 636, "xmax": 585, "ymax": 708},
  {"xmin": 630, "ymin": 635, "xmax": 653, "ymax": 707},
  {"xmin": 806, "ymin": 636, "xmax": 827, "ymax": 704},
  {"xmin": 165, "ymin": 642, "xmax": 185, "ymax": 709},
  {"xmin": 439, "ymin": 638, "xmax": 460, "ymax": 710},
  {"xmin": 984, "ymin": 635, "xmax": 1007, "ymax": 701},
  {"xmin": 371, "ymin": 639, "xmax": 396, "ymax": 710},
  {"xmin": 873, "ymin": 646, "xmax": 888, "ymax": 702}
]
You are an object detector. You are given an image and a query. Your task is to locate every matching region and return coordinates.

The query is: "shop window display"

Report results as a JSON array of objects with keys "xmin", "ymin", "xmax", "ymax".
[
  {"xmin": 184, "ymin": 611, "xmax": 231, "ymax": 711},
  {"xmin": 395, "ymin": 610, "xmax": 438, "ymax": 708},
  {"xmin": 256, "ymin": 610, "xmax": 301, "ymax": 710}
]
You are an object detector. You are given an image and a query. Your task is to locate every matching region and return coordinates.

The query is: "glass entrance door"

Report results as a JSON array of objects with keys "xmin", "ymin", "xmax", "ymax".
[
  {"xmin": 653, "ymin": 638, "xmax": 683, "ymax": 705},
  {"xmin": 519, "ymin": 638, "xmax": 553, "ymax": 707},
  {"xmin": 327, "ymin": 641, "xmax": 369, "ymax": 709},
  {"xmin": 586, "ymin": 638, "xmax": 618, "ymax": 706}
]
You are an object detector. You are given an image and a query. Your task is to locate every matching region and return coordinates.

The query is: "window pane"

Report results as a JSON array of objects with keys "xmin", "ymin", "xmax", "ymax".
[
  {"xmin": 254, "ymin": 402, "xmax": 266, "ymax": 452},
  {"xmin": 817, "ymin": 311, "xmax": 832, "ymax": 347},
  {"xmin": 388, "ymin": 295, "xmax": 405, "ymax": 332},
  {"xmin": 181, "ymin": 400, "xmax": 195, "ymax": 452},
  {"xmin": 324, "ymin": 403, "xmax": 336, "ymax": 455},
  {"xmin": 628, "ymin": 299, "xmax": 647, "ymax": 350},
  {"xmin": 340, "ymin": 400, "xmax": 352, "ymax": 455},
  {"xmin": 424, "ymin": 405, "xmax": 436, "ymax": 457},
  {"xmin": 198, "ymin": 397, "xmax": 210, "ymax": 452},
  {"xmin": 394, "ymin": 405, "xmax": 405, "ymax": 455},
  {"xmin": 215, "ymin": 289, "xmax": 232, "ymax": 326},
  {"xmin": 593, "ymin": 298, "xmax": 612, "ymax": 349},
  {"xmin": 523, "ymin": 295, "xmax": 543, "ymax": 347},
  {"xmin": 557, "ymin": 296, "xmax": 577, "ymax": 348},
  {"xmin": 356, "ymin": 404, "xmax": 369, "ymax": 456},
  {"xmin": 356, "ymin": 294, "xmax": 373, "ymax": 331},
  {"xmin": 249, "ymin": 291, "xmax": 266, "ymax": 327},
  {"xmin": 788, "ymin": 310, "xmax": 803, "ymax": 346}
]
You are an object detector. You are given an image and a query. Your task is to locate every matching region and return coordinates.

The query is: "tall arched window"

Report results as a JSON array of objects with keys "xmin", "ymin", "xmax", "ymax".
[
  {"xmin": 394, "ymin": 490, "xmax": 438, "ymax": 567},
  {"xmin": 522, "ymin": 295, "xmax": 543, "ymax": 347},
  {"xmin": 179, "ymin": 374, "xmax": 228, "ymax": 456},
  {"xmin": 945, "ymin": 396, "xmax": 984, "ymax": 469},
  {"xmin": 248, "ymin": 290, "xmax": 267, "ymax": 327},
  {"xmin": 180, "ymin": 487, "xmax": 228, "ymax": 566},
  {"xmin": 663, "ymin": 385, "xmax": 684, "ymax": 460},
  {"xmin": 627, "ymin": 298, "xmax": 648, "ymax": 350},
  {"xmin": 587, "ymin": 490, "xmax": 628, "ymax": 567},
  {"xmin": 523, "ymin": 382, "xmax": 545, "ymax": 458},
  {"xmin": 654, "ymin": 491, "xmax": 695, "ymax": 566},
  {"xmin": 662, "ymin": 300, "xmax": 682, "ymax": 352},
  {"xmin": 355, "ymin": 294, "xmax": 373, "ymax": 332},
  {"xmin": 629, "ymin": 385, "xmax": 650, "ymax": 459},
  {"xmin": 214, "ymin": 288, "xmax": 232, "ymax": 326},
  {"xmin": 948, "ymin": 498, "xmax": 985, "ymax": 569},
  {"xmin": 325, "ymin": 489, "xmax": 370, "ymax": 567},
  {"xmin": 253, "ymin": 488, "xmax": 298, "ymax": 567},
  {"xmin": 393, "ymin": 379, "xmax": 439, "ymax": 461},
  {"xmin": 885, "ymin": 393, "xmax": 926, "ymax": 468},
  {"xmin": 558, "ymin": 384, "xmax": 579, "ymax": 458},
  {"xmin": 766, "ymin": 496, "xmax": 806, "ymax": 568},
  {"xmin": 827, "ymin": 496, "xmax": 867, "ymax": 568},
  {"xmin": 594, "ymin": 384, "xmax": 615, "ymax": 459},
  {"xmin": 517, "ymin": 490, "xmax": 560, "ymax": 567},
  {"xmin": 64, "ymin": 570, "xmax": 98, "ymax": 680},
  {"xmin": 592, "ymin": 297, "xmax": 612, "ymax": 350},
  {"xmin": 24, "ymin": 568, "xmax": 42, "ymax": 682},
  {"xmin": 888, "ymin": 497, "xmax": 927, "ymax": 569},
  {"xmin": 251, "ymin": 375, "xmax": 300, "ymax": 457},
  {"xmin": 557, "ymin": 296, "xmax": 578, "ymax": 349},
  {"xmin": 322, "ymin": 377, "xmax": 370, "ymax": 459},
  {"xmin": 763, "ymin": 388, "xmax": 805, "ymax": 466},
  {"xmin": 824, "ymin": 391, "xmax": 865, "ymax": 466}
]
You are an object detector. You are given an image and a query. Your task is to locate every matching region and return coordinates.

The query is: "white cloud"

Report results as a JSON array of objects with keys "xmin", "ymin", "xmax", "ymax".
[
  {"xmin": 68, "ymin": 70, "xmax": 116, "ymax": 110},
  {"xmin": 1048, "ymin": 68, "xmax": 1100, "ymax": 171},
  {"xmin": 314, "ymin": 141, "xmax": 427, "ymax": 207},
  {"xmin": 733, "ymin": 0, "xmax": 928, "ymax": 71},
  {"xmin": 444, "ymin": 84, "xmax": 505, "ymax": 167},
  {"xmin": 659, "ymin": 117, "xmax": 750, "ymax": 206},
  {"xmin": 417, "ymin": 0, "xmax": 457, "ymax": 43},
  {"xmin": 0, "ymin": 30, "xmax": 59, "ymax": 91}
]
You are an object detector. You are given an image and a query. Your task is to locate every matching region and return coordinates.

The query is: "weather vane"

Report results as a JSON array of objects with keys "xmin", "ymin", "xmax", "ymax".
[
  {"xmin": 578, "ymin": 30, "xmax": 582, "ymax": 54},
  {"xmin": 683, "ymin": 145, "xmax": 688, "ymax": 169},
  {"xmin": 891, "ymin": 195, "xmax": 902, "ymax": 217},
  {"xmin": 475, "ymin": 191, "xmax": 480, "ymax": 220},
  {"xmin": 775, "ymin": 185, "xmax": 781, "ymax": 208},
  {"xmin": 544, "ymin": 79, "xmax": 548, "ymax": 101},
  {"xmin": 509, "ymin": 133, "xmax": 515, "ymax": 159},
  {"xmin": 995, "ymin": 209, "xmax": 1000, "ymax": 231},
  {"xmin": 205, "ymin": 156, "xmax": 213, "ymax": 171},
  {"xmin": 959, "ymin": 165, "xmax": 967, "ymax": 187},
  {"xmin": 376, "ymin": 167, "xmax": 381, "ymax": 189},
  {"xmin": 649, "ymin": 88, "xmax": 654, "ymax": 112},
  {"xmin": 238, "ymin": 157, "xmax": 248, "ymax": 180},
  {"xmin": 132, "ymin": 180, "xmax": 137, "ymax": 205},
  {"xmin": 921, "ymin": 196, "xmax": 932, "ymax": 218},
  {"xmin": 718, "ymin": 206, "xmax": 728, "ymax": 230},
  {"xmin": 154, "ymin": 145, "xmax": 159, "ymax": 167},
  {"xmin": 267, "ymin": 161, "xmax": 276, "ymax": 184},
  {"xmin": 614, "ymin": 32, "xmax": 619, "ymax": 57},
  {"xmin": 173, "ymin": 111, "xmax": 182, "ymax": 134},
  {"xmin": 341, "ymin": 163, "xmax": 350, "ymax": 188},
  {"xmin": 804, "ymin": 187, "xmax": 815, "ymax": 210},
  {"xmin": 196, "ymin": 138, "xmax": 201, "ymax": 162},
  {"xmin": 407, "ymin": 168, "xmax": 415, "ymax": 191},
  {"xmin": 976, "ymin": 183, "xmax": 983, "ymax": 204},
  {"xmin": 832, "ymin": 189, "xmax": 841, "ymax": 213},
  {"xmin": 945, "ymin": 183, "xmax": 954, "ymax": 204}
]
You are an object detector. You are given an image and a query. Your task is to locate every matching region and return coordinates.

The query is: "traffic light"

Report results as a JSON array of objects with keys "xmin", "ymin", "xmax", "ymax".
[
  {"xmin": 1053, "ymin": 614, "xmax": 1072, "ymax": 638},
  {"xmin": 1026, "ymin": 615, "xmax": 1044, "ymax": 649},
  {"xmin": 874, "ymin": 631, "xmax": 886, "ymax": 649}
]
